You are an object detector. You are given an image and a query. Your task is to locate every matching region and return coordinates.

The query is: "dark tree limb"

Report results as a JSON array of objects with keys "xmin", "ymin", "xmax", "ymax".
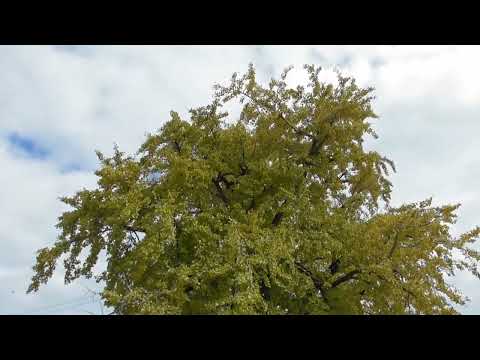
[
  {"xmin": 124, "ymin": 225, "xmax": 146, "ymax": 233},
  {"xmin": 172, "ymin": 140, "xmax": 182, "ymax": 153},
  {"xmin": 128, "ymin": 230, "xmax": 140, "ymax": 244},
  {"xmin": 331, "ymin": 270, "xmax": 361, "ymax": 288},
  {"xmin": 272, "ymin": 199, "xmax": 287, "ymax": 227},
  {"xmin": 212, "ymin": 176, "xmax": 229, "ymax": 205},
  {"xmin": 259, "ymin": 276, "xmax": 271, "ymax": 301},
  {"xmin": 272, "ymin": 212, "xmax": 284, "ymax": 227},
  {"xmin": 329, "ymin": 258, "xmax": 341, "ymax": 274},
  {"xmin": 294, "ymin": 261, "xmax": 329, "ymax": 304},
  {"xmin": 308, "ymin": 134, "xmax": 328, "ymax": 157},
  {"xmin": 239, "ymin": 163, "xmax": 249, "ymax": 176},
  {"xmin": 338, "ymin": 171, "xmax": 348, "ymax": 182}
]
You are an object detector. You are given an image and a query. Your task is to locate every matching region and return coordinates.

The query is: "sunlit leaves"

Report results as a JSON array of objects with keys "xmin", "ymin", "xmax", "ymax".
[{"xmin": 28, "ymin": 64, "xmax": 480, "ymax": 315}]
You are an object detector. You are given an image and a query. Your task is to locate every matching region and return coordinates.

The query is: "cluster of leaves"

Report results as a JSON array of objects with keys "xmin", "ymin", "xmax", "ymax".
[{"xmin": 28, "ymin": 64, "xmax": 480, "ymax": 314}]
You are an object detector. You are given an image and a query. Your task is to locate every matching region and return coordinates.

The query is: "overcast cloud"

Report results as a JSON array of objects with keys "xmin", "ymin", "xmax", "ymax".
[{"xmin": 1, "ymin": 45, "xmax": 479, "ymax": 314}]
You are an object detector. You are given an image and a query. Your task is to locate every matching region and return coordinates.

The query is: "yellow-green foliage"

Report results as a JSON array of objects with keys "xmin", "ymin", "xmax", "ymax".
[{"xmin": 28, "ymin": 65, "xmax": 480, "ymax": 314}]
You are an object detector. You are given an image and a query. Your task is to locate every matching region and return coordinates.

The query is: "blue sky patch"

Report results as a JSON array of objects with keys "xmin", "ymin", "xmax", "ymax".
[
  {"xmin": 7, "ymin": 132, "xmax": 50, "ymax": 160},
  {"xmin": 59, "ymin": 162, "xmax": 88, "ymax": 174}
]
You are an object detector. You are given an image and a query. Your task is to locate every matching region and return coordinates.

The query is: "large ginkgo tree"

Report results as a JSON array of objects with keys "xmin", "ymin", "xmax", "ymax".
[{"xmin": 28, "ymin": 64, "xmax": 480, "ymax": 314}]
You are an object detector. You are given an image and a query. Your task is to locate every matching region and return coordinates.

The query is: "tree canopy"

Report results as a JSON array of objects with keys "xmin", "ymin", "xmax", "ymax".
[{"xmin": 28, "ymin": 64, "xmax": 480, "ymax": 314}]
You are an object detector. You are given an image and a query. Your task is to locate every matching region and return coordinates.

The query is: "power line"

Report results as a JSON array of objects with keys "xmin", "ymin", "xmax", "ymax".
[
  {"xmin": 42, "ymin": 299, "xmax": 96, "ymax": 315},
  {"xmin": 11, "ymin": 295, "xmax": 94, "ymax": 315},
  {"xmin": 9, "ymin": 283, "xmax": 106, "ymax": 315}
]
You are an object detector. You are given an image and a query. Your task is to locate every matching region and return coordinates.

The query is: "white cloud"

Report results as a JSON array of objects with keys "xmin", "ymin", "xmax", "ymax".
[
  {"xmin": 1, "ymin": 45, "xmax": 480, "ymax": 314},
  {"xmin": 0, "ymin": 141, "xmax": 102, "ymax": 314}
]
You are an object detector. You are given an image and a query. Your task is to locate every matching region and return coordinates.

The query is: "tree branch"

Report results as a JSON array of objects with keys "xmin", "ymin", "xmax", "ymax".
[
  {"xmin": 308, "ymin": 134, "xmax": 328, "ymax": 157},
  {"xmin": 331, "ymin": 270, "xmax": 361, "ymax": 288},
  {"xmin": 272, "ymin": 212, "xmax": 284, "ymax": 227},
  {"xmin": 272, "ymin": 199, "xmax": 288, "ymax": 227},
  {"xmin": 212, "ymin": 176, "xmax": 229, "ymax": 205},
  {"xmin": 172, "ymin": 140, "xmax": 182, "ymax": 153},
  {"xmin": 329, "ymin": 258, "xmax": 341, "ymax": 274},
  {"xmin": 238, "ymin": 90, "xmax": 315, "ymax": 140},
  {"xmin": 388, "ymin": 225, "xmax": 407, "ymax": 259},
  {"xmin": 294, "ymin": 261, "xmax": 329, "ymax": 304},
  {"xmin": 124, "ymin": 225, "xmax": 146, "ymax": 233}
]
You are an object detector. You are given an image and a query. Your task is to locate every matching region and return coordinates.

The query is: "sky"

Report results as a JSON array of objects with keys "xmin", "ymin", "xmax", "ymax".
[{"xmin": 1, "ymin": 45, "xmax": 480, "ymax": 314}]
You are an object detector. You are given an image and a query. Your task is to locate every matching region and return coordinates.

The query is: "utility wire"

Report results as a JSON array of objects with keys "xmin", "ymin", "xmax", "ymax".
[
  {"xmin": 41, "ymin": 299, "xmax": 96, "ymax": 315},
  {"xmin": 10, "ymin": 283, "xmax": 106, "ymax": 315},
  {"xmin": 11, "ymin": 295, "xmax": 94, "ymax": 315}
]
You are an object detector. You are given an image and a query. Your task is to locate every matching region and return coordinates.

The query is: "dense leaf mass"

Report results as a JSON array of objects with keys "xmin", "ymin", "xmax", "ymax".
[{"xmin": 29, "ymin": 65, "xmax": 480, "ymax": 314}]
